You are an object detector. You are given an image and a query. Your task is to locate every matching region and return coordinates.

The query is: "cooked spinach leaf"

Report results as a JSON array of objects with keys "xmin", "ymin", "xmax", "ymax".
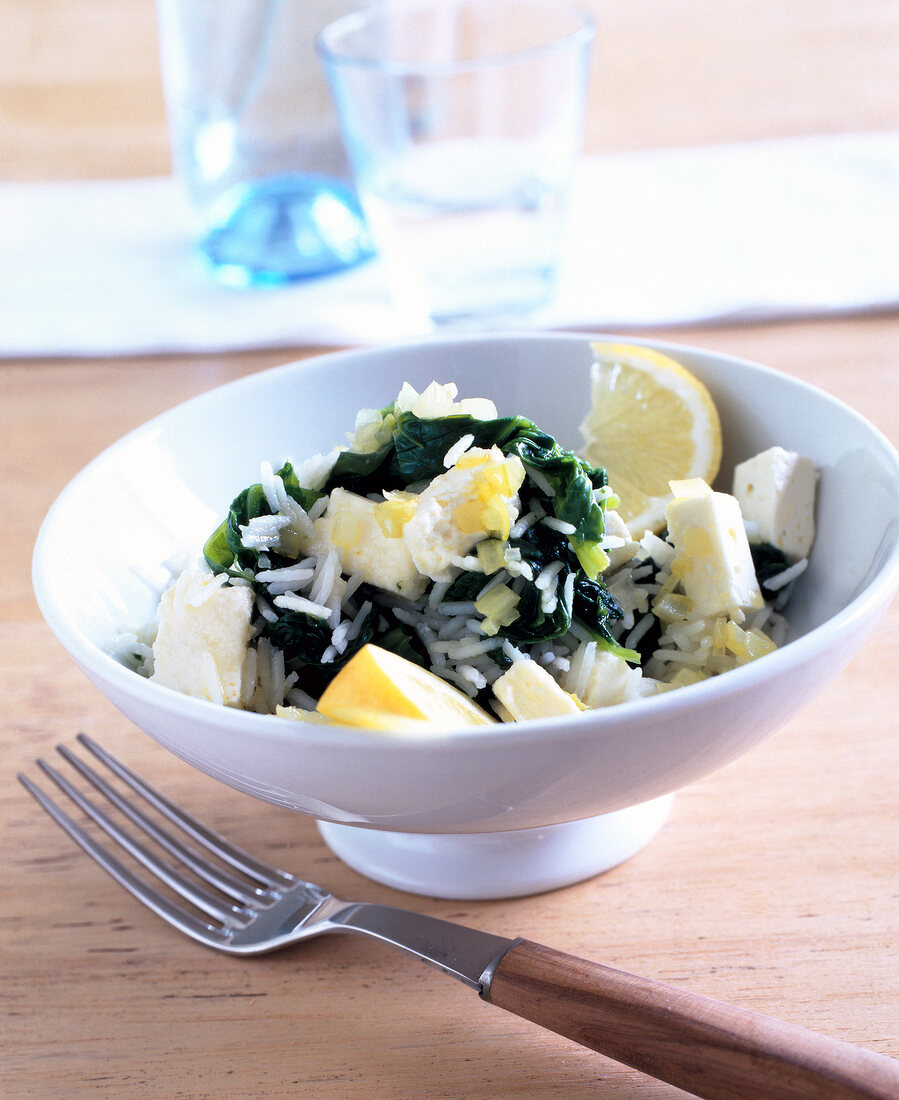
[
  {"xmin": 278, "ymin": 461, "xmax": 324, "ymax": 512},
  {"xmin": 202, "ymin": 520, "xmax": 236, "ymax": 577},
  {"xmin": 202, "ymin": 404, "xmax": 631, "ymax": 690},
  {"xmin": 501, "ymin": 427, "xmax": 607, "ymax": 543},
  {"xmin": 377, "ymin": 624, "xmax": 430, "ymax": 669},
  {"xmin": 324, "ymin": 441, "xmax": 401, "ymax": 496},
  {"xmin": 203, "ymin": 462, "xmax": 321, "ymax": 577},
  {"xmin": 751, "ymin": 541, "xmax": 793, "ymax": 588},
  {"xmin": 391, "ymin": 412, "xmax": 607, "ymax": 544},
  {"xmin": 264, "ymin": 603, "xmax": 377, "ymax": 669},
  {"xmin": 203, "ymin": 482, "xmax": 268, "ymax": 578},
  {"xmin": 439, "ymin": 521, "xmax": 628, "ymax": 657}
]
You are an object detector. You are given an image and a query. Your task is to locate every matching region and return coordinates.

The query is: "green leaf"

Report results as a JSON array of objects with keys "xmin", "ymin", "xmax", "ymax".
[
  {"xmin": 570, "ymin": 536, "xmax": 610, "ymax": 581},
  {"xmin": 503, "ymin": 431, "xmax": 607, "ymax": 543},
  {"xmin": 324, "ymin": 441, "xmax": 400, "ymax": 496},
  {"xmin": 203, "ymin": 463, "xmax": 323, "ymax": 577},
  {"xmin": 203, "ymin": 519, "xmax": 234, "ymax": 574},
  {"xmin": 751, "ymin": 541, "xmax": 793, "ymax": 588},
  {"xmin": 377, "ymin": 625, "xmax": 430, "ymax": 669},
  {"xmin": 594, "ymin": 636, "xmax": 642, "ymax": 664},
  {"xmin": 264, "ymin": 604, "xmax": 377, "ymax": 670},
  {"xmin": 392, "ymin": 413, "xmax": 477, "ymax": 483},
  {"xmin": 202, "ymin": 482, "xmax": 268, "ymax": 577},
  {"xmin": 201, "ymin": 402, "xmax": 630, "ymax": 689},
  {"xmin": 278, "ymin": 461, "xmax": 324, "ymax": 512}
]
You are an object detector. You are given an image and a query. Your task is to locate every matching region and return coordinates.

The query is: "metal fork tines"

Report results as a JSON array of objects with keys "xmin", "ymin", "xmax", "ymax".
[
  {"xmin": 18, "ymin": 734, "xmax": 333, "ymax": 952},
  {"xmin": 18, "ymin": 736, "xmax": 516, "ymax": 984}
]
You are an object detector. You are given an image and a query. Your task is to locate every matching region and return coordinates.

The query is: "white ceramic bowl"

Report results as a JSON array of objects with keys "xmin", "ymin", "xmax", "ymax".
[{"xmin": 33, "ymin": 333, "xmax": 899, "ymax": 898}]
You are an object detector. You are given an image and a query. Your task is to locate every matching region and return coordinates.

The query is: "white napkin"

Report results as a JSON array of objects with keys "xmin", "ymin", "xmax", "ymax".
[{"xmin": 2, "ymin": 132, "xmax": 897, "ymax": 357}]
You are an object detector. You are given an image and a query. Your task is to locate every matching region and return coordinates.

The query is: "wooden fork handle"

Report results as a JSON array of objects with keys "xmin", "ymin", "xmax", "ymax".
[{"xmin": 485, "ymin": 940, "xmax": 899, "ymax": 1099}]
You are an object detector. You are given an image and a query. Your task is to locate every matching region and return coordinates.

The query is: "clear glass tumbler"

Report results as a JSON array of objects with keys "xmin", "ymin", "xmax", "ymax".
[
  {"xmin": 316, "ymin": 0, "xmax": 595, "ymax": 326},
  {"xmin": 156, "ymin": 0, "xmax": 374, "ymax": 287}
]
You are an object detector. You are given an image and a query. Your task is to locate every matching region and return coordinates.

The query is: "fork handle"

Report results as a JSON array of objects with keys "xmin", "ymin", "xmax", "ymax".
[{"xmin": 484, "ymin": 940, "xmax": 899, "ymax": 1099}]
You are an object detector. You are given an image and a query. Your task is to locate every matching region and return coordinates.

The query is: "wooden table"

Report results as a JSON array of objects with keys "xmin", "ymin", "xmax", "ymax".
[{"xmin": 3, "ymin": 2, "xmax": 897, "ymax": 1097}]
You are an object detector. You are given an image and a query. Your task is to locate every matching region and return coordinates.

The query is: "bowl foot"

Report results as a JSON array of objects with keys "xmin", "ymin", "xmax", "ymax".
[{"xmin": 316, "ymin": 794, "xmax": 674, "ymax": 899}]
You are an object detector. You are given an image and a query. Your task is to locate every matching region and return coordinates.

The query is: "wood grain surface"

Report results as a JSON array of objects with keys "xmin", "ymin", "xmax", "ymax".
[{"xmin": 2, "ymin": 1, "xmax": 898, "ymax": 1097}]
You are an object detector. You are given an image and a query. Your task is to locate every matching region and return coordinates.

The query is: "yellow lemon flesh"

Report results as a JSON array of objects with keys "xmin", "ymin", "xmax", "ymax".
[
  {"xmin": 316, "ymin": 644, "xmax": 496, "ymax": 733},
  {"xmin": 579, "ymin": 342, "xmax": 722, "ymax": 536}
]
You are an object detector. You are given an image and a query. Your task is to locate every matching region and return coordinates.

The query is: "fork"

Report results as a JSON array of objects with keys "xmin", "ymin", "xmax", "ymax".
[{"xmin": 19, "ymin": 735, "xmax": 899, "ymax": 1100}]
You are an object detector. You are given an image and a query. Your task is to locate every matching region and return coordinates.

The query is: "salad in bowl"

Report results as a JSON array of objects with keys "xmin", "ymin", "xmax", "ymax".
[
  {"xmin": 32, "ymin": 333, "xmax": 898, "ymax": 897},
  {"xmin": 131, "ymin": 344, "xmax": 817, "ymax": 734}
]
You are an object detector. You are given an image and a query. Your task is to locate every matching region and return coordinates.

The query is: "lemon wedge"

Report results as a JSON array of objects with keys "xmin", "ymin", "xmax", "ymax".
[
  {"xmin": 316, "ymin": 644, "xmax": 496, "ymax": 733},
  {"xmin": 579, "ymin": 342, "xmax": 722, "ymax": 535}
]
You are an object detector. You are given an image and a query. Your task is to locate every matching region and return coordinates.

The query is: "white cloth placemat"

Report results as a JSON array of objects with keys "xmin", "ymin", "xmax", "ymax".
[{"xmin": 2, "ymin": 132, "xmax": 897, "ymax": 357}]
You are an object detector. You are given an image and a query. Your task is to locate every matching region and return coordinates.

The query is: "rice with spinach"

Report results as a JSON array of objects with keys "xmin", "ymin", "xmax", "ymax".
[{"xmin": 128, "ymin": 381, "xmax": 810, "ymax": 721}]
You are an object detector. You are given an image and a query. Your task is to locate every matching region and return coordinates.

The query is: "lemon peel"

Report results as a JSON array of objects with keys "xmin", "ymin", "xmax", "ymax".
[
  {"xmin": 579, "ymin": 342, "xmax": 722, "ymax": 535},
  {"xmin": 317, "ymin": 644, "xmax": 495, "ymax": 733}
]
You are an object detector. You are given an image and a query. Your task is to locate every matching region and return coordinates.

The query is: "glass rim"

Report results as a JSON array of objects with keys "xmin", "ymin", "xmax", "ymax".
[{"xmin": 315, "ymin": 0, "xmax": 596, "ymax": 76}]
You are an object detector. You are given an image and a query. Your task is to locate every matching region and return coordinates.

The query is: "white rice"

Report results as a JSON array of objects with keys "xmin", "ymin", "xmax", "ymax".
[
  {"xmin": 443, "ymin": 433, "xmax": 475, "ymax": 468},
  {"xmin": 239, "ymin": 513, "xmax": 292, "ymax": 549},
  {"xmin": 624, "ymin": 611, "xmax": 656, "ymax": 651},
  {"xmin": 330, "ymin": 599, "xmax": 373, "ymax": 656},
  {"xmin": 541, "ymin": 516, "xmax": 577, "ymax": 535},
  {"xmin": 135, "ymin": 453, "xmax": 799, "ymax": 714},
  {"xmin": 255, "ymin": 564, "xmax": 316, "ymax": 594},
  {"xmin": 273, "ymin": 594, "xmax": 333, "ymax": 619},
  {"xmin": 307, "ymin": 495, "xmax": 329, "ymax": 521},
  {"xmin": 255, "ymin": 594, "xmax": 279, "ymax": 623},
  {"xmin": 429, "ymin": 636, "xmax": 504, "ymax": 659},
  {"xmin": 762, "ymin": 557, "xmax": 808, "ymax": 591},
  {"xmin": 566, "ymin": 639, "xmax": 596, "ymax": 700},
  {"xmin": 523, "ymin": 467, "xmax": 555, "ymax": 497},
  {"xmin": 535, "ymin": 561, "xmax": 565, "ymax": 591},
  {"xmin": 433, "ymin": 600, "xmax": 479, "ymax": 617}
]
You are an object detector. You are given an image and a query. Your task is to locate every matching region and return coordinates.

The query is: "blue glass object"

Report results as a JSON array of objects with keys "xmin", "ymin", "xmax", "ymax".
[{"xmin": 199, "ymin": 173, "xmax": 375, "ymax": 288}]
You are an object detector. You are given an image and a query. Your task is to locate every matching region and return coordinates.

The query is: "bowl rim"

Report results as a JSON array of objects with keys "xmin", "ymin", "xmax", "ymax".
[{"xmin": 32, "ymin": 330, "xmax": 899, "ymax": 756}]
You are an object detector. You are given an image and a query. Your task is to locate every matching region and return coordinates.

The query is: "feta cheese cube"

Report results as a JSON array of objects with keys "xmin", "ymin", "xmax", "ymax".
[
  {"xmin": 402, "ymin": 447, "xmax": 524, "ymax": 582},
  {"xmin": 492, "ymin": 659, "xmax": 583, "ymax": 721},
  {"xmin": 151, "ymin": 570, "xmax": 254, "ymax": 706},
  {"xmin": 732, "ymin": 446, "xmax": 817, "ymax": 560},
  {"xmin": 312, "ymin": 487, "xmax": 426, "ymax": 599},
  {"xmin": 665, "ymin": 480, "xmax": 763, "ymax": 617},
  {"xmin": 577, "ymin": 649, "xmax": 647, "ymax": 708}
]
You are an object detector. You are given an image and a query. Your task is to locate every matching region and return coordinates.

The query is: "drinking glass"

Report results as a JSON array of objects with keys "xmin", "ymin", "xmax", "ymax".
[
  {"xmin": 156, "ymin": 0, "xmax": 374, "ymax": 287},
  {"xmin": 316, "ymin": 0, "xmax": 595, "ymax": 326}
]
